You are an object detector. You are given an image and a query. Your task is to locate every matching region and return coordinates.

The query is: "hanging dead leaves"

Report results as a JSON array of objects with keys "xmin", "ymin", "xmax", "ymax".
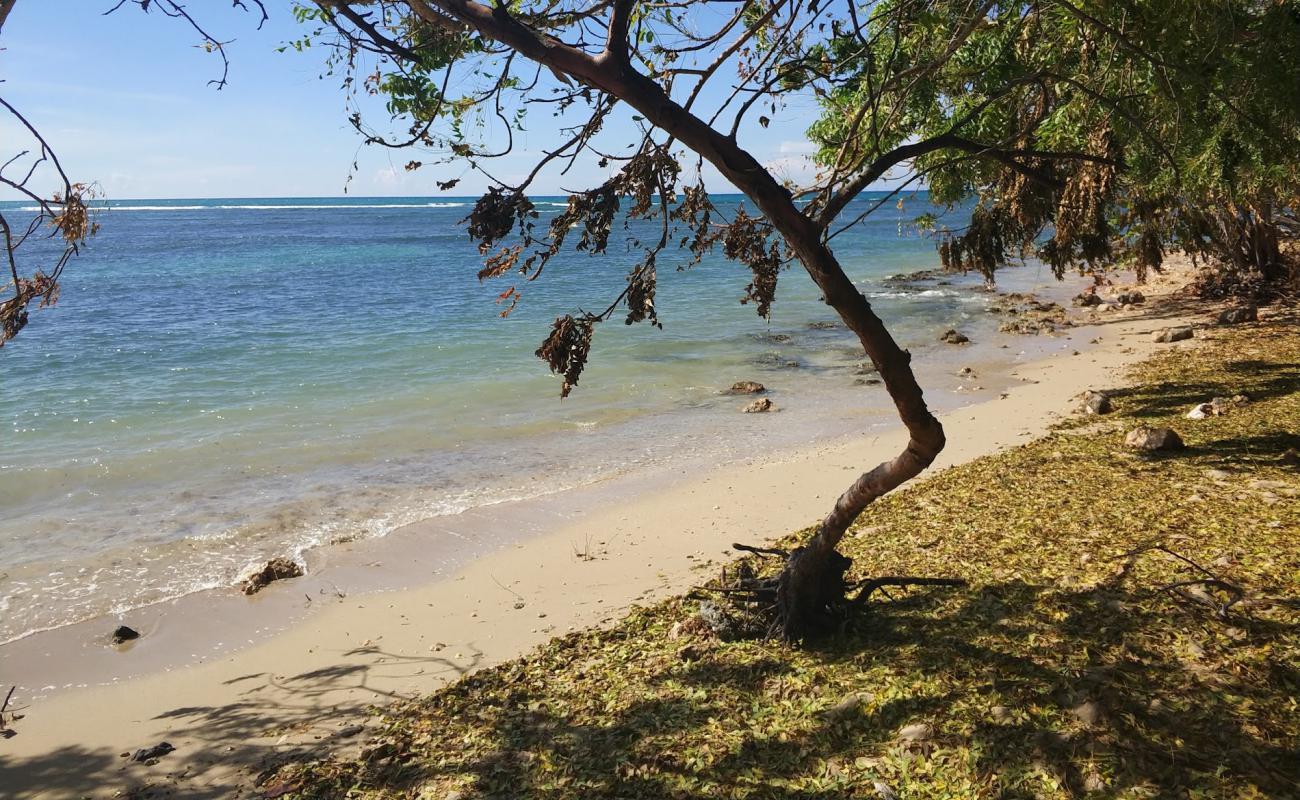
[
  {"xmin": 535, "ymin": 314, "xmax": 595, "ymax": 399},
  {"xmin": 461, "ymin": 143, "xmax": 791, "ymax": 397}
]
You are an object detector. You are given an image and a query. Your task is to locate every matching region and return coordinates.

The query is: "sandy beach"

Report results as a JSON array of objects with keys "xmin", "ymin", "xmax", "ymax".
[{"xmin": 0, "ymin": 271, "xmax": 1213, "ymax": 798}]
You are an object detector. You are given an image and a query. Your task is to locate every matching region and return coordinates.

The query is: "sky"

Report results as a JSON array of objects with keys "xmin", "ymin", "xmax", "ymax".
[{"xmin": 0, "ymin": 1, "xmax": 829, "ymax": 200}]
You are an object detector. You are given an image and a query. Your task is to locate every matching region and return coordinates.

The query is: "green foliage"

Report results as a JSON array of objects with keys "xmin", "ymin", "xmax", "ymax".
[{"xmin": 808, "ymin": 1, "xmax": 1300, "ymax": 281}]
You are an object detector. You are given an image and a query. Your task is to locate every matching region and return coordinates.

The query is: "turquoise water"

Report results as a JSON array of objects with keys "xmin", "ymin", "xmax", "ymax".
[{"xmin": 0, "ymin": 195, "xmax": 1069, "ymax": 642}]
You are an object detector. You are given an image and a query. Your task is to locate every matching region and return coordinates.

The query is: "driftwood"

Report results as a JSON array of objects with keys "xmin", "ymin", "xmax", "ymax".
[
  {"xmin": 1, "ymin": 685, "xmax": 16, "ymax": 737},
  {"xmin": 693, "ymin": 543, "xmax": 966, "ymax": 639}
]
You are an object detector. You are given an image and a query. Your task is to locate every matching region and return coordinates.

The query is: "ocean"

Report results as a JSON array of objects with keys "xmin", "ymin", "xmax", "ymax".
[{"xmin": 0, "ymin": 194, "xmax": 1074, "ymax": 643}]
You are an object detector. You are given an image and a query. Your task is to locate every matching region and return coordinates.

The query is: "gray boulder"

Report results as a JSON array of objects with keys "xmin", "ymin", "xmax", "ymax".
[
  {"xmin": 940, "ymin": 329, "xmax": 970, "ymax": 344},
  {"xmin": 1125, "ymin": 426, "xmax": 1185, "ymax": 451},
  {"xmin": 1153, "ymin": 326, "xmax": 1194, "ymax": 343},
  {"xmin": 1081, "ymin": 390, "xmax": 1113, "ymax": 415}
]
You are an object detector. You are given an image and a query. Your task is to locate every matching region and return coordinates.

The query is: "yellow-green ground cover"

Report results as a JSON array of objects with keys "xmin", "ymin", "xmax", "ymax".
[{"xmin": 267, "ymin": 317, "xmax": 1299, "ymax": 799}]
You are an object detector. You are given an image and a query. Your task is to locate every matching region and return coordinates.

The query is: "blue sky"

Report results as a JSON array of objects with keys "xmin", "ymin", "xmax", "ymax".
[{"xmin": 0, "ymin": 2, "xmax": 827, "ymax": 199}]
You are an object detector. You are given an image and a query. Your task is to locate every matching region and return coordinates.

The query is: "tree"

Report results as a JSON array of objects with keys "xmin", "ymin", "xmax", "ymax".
[
  {"xmin": 302, "ymin": 0, "xmax": 1298, "ymax": 637},
  {"xmin": 3, "ymin": 0, "xmax": 1294, "ymax": 638}
]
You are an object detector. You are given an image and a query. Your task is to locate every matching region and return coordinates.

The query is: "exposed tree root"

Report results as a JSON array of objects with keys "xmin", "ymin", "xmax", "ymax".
[{"xmin": 693, "ymin": 543, "xmax": 966, "ymax": 642}]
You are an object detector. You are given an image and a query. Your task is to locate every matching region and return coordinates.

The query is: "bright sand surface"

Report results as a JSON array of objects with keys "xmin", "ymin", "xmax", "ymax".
[{"xmin": 1, "ymin": 273, "xmax": 1210, "ymax": 798}]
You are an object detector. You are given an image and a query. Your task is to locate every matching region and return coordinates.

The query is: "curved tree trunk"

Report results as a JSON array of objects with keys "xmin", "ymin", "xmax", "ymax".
[{"xmin": 410, "ymin": 0, "xmax": 948, "ymax": 638}]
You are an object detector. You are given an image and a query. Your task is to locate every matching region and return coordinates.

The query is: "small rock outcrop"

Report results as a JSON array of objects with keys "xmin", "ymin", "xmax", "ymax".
[
  {"xmin": 240, "ymin": 558, "xmax": 304, "ymax": 595},
  {"xmin": 1073, "ymin": 292, "xmax": 1103, "ymax": 307},
  {"xmin": 1080, "ymin": 390, "xmax": 1113, "ymax": 415},
  {"xmin": 1125, "ymin": 426, "xmax": 1185, "ymax": 451},
  {"xmin": 939, "ymin": 329, "xmax": 970, "ymax": 344},
  {"xmin": 1115, "ymin": 290, "xmax": 1146, "ymax": 305},
  {"xmin": 131, "ymin": 742, "xmax": 175, "ymax": 763},
  {"xmin": 896, "ymin": 722, "xmax": 933, "ymax": 742},
  {"xmin": 1152, "ymin": 326, "xmax": 1194, "ymax": 343},
  {"xmin": 725, "ymin": 380, "xmax": 766, "ymax": 395},
  {"xmin": 111, "ymin": 625, "xmax": 140, "ymax": 645},
  {"xmin": 1187, "ymin": 395, "xmax": 1249, "ymax": 419},
  {"xmin": 742, "ymin": 397, "xmax": 775, "ymax": 413},
  {"xmin": 1217, "ymin": 305, "xmax": 1257, "ymax": 325}
]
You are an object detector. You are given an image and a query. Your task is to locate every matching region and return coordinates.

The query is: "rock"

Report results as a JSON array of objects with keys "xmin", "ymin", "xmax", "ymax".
[
  {"xmin": 1080, "ymin": 390, "xmax": 1113, "ymax": 415},
  {"xmin": 726, "ymin": 380, "xmax": 766, "ymax": 395},
  {"xmin": 1217, "ymin": 305, "xmax": 1257, "ymax": 325},
  {"xmin": 1115, "ymin": 290, "xmax": 1145, "ymax": 305},
  {"xmin": 240, "ymin": 558, "xmax": 304, "ymax": 595},
  {"xmin": 742, "ymin": 397, "xmax": 774, "ymax": 413},
  {"xmin": 131, "ymin": 742, "xmax": 175, "ymax": 763},
  {"xmin": 896, "ymin": 722, "xmax": 933, "ymax": 742},
  {"xmin": 1073, "ymin": 292, "xmax": 1103, "ymax": 307},
  {"xmin": 1211, "ymin": 395, "xmax": 1248, "ymax": 414},
  {"xmin": 807, "ymin": 321, "xmax": 837, "ymax": 330},
  {"xmin": 958, "ymin": 366, "xmax": 976, "ymax": 377},
  {"xmin": 336, "ymin": 724, "xmax": 365, "ymax": 738},
  {"xmin": 1124, "ymin": 426, "xmax": 1185, "ymax": 451},
  {"xmin": 939, "ymin": 329, "xmax": 970, "ymax": 344},
  {"xmin": 823, "ymin": 693, "xmax": 869, "ymax": 722},
  {"xmin": 111, "ymin": 625, "xmax": 140, "ymax": 645},
  {"xmin": 874, "ymin": 781, "xmax": 900, "ymax": 800},
  {"xmin": 1282, "ymin": 448, "xmax": 1300, "ymax": 467},
  {"xmin": 1072, "ymin": 700, "xmax": 1103, "ymax": 727},
  {"xmin": 1153, "ymin": 326, "xmax": 1194, "ymax": 343},
  {"xmin": 990, "ymin": 705, "xmax": 1012, "ymax": 723},
  {"xmin": 1188, "ymin": 395, "xmax": 1247, "ymax": 419}
]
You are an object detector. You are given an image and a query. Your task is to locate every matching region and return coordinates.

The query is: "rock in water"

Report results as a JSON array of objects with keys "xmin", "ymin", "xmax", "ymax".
[
  {"xmin": 1073, "ymin": 292, "xmax": 1103, "ymax": 307},
  {"xmin": 131, "ymin": 742, "xmax": 175, "ymax": 763},
  {"xmin": 1115, "ymin": 290, "xmax": 1145, "ymax": 305},
  {"xmin": 1217, "ymin": 305, "xmax": 1257, "ymax": 325},
  {"xmin": 742, "ymin": 397, "xmax": 775, "ymax": 413},
  {"xmin": 939, "ymin": 329, "xmax": 970, "ymax": 344},
  {"xmin": 1125, "ymin": 426, "xmax": 1185, "ymax": 451},
  {"xmin": 240, "ymin": 558, "xmax": 304, "ymax": 595},
  {"xmin": 111, "ymin": 625, "xmax": 140, "ymax": 644},
  {"xmin": 1153, "ymin": 326, "xmax": 1194, "ymax": 343},
  {"xmin": 1081, "ymin": 390, "xmax": 1113, "ymax": 415},
  {"xmin": 726, "ymin": 380, "xmax": 766, "ymax": 395}
]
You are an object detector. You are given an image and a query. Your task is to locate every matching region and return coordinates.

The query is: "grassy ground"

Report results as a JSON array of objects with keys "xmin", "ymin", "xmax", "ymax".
[{"xmin": 264, "ymin": 316, "xmax": 1300, "ymax": 799}]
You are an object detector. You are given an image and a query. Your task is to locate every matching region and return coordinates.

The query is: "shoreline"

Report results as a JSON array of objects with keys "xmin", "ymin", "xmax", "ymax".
[{"xmin": 0, "ymin": 269, "xmax": 1214, "ymax": 798}]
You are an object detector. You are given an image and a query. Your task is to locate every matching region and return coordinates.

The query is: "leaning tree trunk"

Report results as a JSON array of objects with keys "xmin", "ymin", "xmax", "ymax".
[
  {"xmin": 413, "ymin": 0, "xmax": 948, "ymax": 639},
  {"xmin": 611, "ymin": 61, "xmax": 947, "ymax": 639}
]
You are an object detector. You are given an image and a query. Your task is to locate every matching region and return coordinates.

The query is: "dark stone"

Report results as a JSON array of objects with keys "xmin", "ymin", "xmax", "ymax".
[
  {"xmin": 725, "ymin": 380, "xmax": 766, "ymax": 395},
  {"xmin": 131, "ymin": 742, "xmax": 175, "ymax": 763},
  {"xmin": 1073, "ymin": 292, "xmax": 1103, "ymax": 307},
  {"xmin": 240, "ymin": 558, "xmax": 304, "ymax": 595},
  {"xmin": 939, "ymin": 329, "xmax": 970, "ymax": 344},
  {"xmin": 1081, "ymin": 390, "xmax": 1113, "ymax": 415},
  {"xmin": 1217, "ymin": 305, "xmax": 1257, "ymax": 325},
  {"xmin": 111, "ymin": 625, "xmax": 140, "ymax": 644},
  {"xmin": 1115, "ymin": 290, "xmax": 1145, "ymax": 305}
]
